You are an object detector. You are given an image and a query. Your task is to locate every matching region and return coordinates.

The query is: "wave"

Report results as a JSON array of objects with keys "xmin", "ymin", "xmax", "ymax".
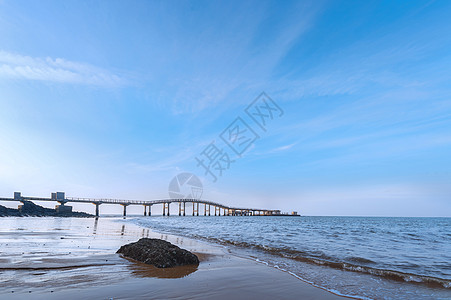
[
  {"xmin": 130, "ymin": 218, "xmax": 451, "ymax": 290},
  {"xmin": 193, "ymin": 235, "xmax": 451, "ymax": 289}
]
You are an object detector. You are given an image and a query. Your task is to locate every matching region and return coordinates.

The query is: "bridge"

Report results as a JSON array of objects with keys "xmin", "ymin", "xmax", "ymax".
[{"xmin": 0, "ymin": 192, "xmax": 282, "ymax": 217}]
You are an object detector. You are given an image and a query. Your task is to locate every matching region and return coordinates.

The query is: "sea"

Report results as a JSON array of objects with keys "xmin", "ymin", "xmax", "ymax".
[{"xmin": 128, "ymin": 215, "xmax": 451, "ymax": 300}]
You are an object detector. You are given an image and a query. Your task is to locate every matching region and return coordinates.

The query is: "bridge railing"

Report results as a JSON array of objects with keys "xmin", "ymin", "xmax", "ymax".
[
  {"xmin": 2, "ymin": 193, "xmax": 273, "ymax": 213},
  {"xmin": 64, "ymin": 197, "xmax": 269, "ymax": 211}
]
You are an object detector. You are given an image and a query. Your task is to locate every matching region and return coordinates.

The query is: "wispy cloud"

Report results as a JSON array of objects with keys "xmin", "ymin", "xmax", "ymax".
[
  {"xmin": 0, "ymin": 50, "xmax": 124, "ymax": 87},
  {"xmin": 269, "ymin": 143, "xmax": 296, "ymax": 153}
]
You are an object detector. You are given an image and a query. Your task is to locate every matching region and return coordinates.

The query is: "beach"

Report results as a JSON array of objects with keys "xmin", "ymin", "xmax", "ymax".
[{"xmin": 0, "ymin": 217, "xmax": 347, "ymax": 300}]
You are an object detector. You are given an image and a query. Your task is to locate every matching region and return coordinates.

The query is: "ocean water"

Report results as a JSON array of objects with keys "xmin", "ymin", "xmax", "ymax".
[{"xmin": 128, "ymin": 216, "xmax": 451, "ymax": 300}]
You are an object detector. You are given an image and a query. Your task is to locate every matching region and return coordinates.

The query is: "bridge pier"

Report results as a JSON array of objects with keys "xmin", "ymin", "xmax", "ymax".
[
  {"xmin": 179, "ymin": 202, "xmax": 182, "ymax": 216},
  {"xmin": 192, "ymin": 202, "xmax": 199, "ymax": 216},
  {"xmin": 55, "ymin": 202, "xmax": 72, "ymax": 214},
  {"xmin": 208, "ymin": 204, "xmax": 211, "ymax": 216},
  {"xmin": 204, "ymin": 203, "xmax": 207, "ymax": 216},
  {"xmin": 122, "ymin": 204, "xmax": 128, "ymax": 217},
  {"xmin": 148, "ymin": 205, "xmax": 152, "ymax": 216},
  {"xmin": 183, "ymin": 202, "xmax": 186, "ymax": 216},
  {"xmin": 162, "ymin": 203, "xmax": 170, "ymax": 216},
  {"xmin": 93, "ymin": 203, "xmax": 101, "ymax": 217}
]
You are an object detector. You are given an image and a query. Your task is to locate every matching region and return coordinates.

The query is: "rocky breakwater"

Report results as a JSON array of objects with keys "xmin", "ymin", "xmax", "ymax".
[
  {"xmin": 117, "ymin": 238, "xmax": 200, "ymax": 268},
  {"xmin": 0, "ymin": 200, "xmax": 93, "ymax": 217}
]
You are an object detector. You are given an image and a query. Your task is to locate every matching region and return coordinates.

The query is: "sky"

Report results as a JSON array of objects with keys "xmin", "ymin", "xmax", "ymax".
[{"xmin": 0, "ymin": 0, "xmax": 450, "ymax": 216}]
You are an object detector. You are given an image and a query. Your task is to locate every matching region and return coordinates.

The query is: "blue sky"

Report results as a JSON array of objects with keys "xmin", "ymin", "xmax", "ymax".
[{"xmin": 0, "ymin": 0, "xmax": 450, "ymax": 216}]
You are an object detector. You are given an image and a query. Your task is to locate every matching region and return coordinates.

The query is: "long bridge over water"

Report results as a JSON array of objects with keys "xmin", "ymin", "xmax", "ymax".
[{"xmin": 0, "ymin": 192, "xmax": 284, "ymax": 217}]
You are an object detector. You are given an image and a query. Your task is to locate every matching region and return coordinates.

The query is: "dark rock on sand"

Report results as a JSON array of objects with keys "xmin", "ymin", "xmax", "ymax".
[
  {"xmin": 117, "ymin": 238, "xmax": 199, "ymax": 268},
  {"xmin": 0, "ymin": 201, "xmax": 93, "ymax": 217}
]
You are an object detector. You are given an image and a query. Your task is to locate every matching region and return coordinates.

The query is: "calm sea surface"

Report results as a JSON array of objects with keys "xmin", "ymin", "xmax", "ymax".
[{"xmin": 128, "ymin": 216, "xmax": 451, "ymax": 300}]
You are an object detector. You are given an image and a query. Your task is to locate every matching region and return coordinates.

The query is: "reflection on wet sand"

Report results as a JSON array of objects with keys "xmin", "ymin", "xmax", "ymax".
[
  {"xmin": 124, "ymin": 257, "xmax": 198, "ymax": 279},
  {"xmin": 92, "ymin": 217, "xmax": 98, "ymax": 235}
]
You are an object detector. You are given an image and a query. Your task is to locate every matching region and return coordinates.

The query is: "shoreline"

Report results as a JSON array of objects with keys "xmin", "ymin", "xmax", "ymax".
[
  {"xmin": 0, "ymin": 216, "xmax": 349, "ymax": 299},
  {"xmin": 123, "ymin": 217, "xmax": 359, "ymax": 299}
]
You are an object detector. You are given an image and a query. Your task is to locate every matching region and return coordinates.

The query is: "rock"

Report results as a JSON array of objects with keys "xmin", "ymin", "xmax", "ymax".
[
  {"xmin": 0, "ymin": 201, "xmax": 93, "ymax": 218},
  {"xmin": 0, "ymin": 205, "xmax": 20, "ymax": 217},
  {"xmin": 117, "ymin": 238, "xmax": 199, "ymax": 268},
  {"xmin": 19, "ymin": 201, "xmax": 56, "ymax": 216}
]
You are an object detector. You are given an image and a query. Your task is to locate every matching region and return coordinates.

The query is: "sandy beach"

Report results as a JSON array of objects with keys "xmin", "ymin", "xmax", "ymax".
[{"xmin": 0, "ymin": 217, "xmax": 348, "ymax": 300}]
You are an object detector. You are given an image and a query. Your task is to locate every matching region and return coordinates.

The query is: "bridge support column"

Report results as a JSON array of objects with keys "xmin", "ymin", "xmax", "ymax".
[
  {"xmin": 208, "ymin": 204, "xmax": 211, "ymax": 216},
  {"xmin": 204, "ymin": 203, "xmax": 207, "ymax": 216},
  {"xmin": 94, "ymin": 203, "xmax": 101, "ymax": 217},
  {"xmin": 162, "ymin": 203, "xmax": 170, "ymax": 216},
  {"xmin": 214, "ymin": 206, "xmax": 217, "ymax": 216},
  {"xmin": 149, "ymin": 205, "xmax": 152, "ymax": 216},
  {"xmin": 179, "ymin": 202, "xmax": 181, "ymax": 216},
  {"xmin": 144, "ymin": 206, "xmax": 147, "ymax": 216},
  {"xmin": 55, "ymin": 204, "xmax": 72, "ymax": 214},
  {"xmin": 183, "ymin": 202, "xmax": 186, "ymax": 216},
  {"xmin": 196, "ymin": 203, "xmax": 199, "ymax": 216},
  {"xmin": 122, "ymin": 205, "xmax": 127, "ymax": 217}
]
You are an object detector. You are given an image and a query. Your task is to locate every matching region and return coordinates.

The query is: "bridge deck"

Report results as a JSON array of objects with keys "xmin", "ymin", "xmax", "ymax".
[{"xmin": 0, "ymin": 193, "xmax": 278, "ymax": 215}]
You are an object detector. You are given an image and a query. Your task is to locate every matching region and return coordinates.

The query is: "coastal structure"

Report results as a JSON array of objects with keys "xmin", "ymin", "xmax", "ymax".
[{"xmin": 0, "ymin": 192, "xmax": 297, "ymax": 217}]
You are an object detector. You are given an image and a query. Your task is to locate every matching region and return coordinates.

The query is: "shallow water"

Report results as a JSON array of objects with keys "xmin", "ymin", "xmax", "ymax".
[{"xmin": 129, "ymin": 215, "xmax": 451, "ymax": 299}]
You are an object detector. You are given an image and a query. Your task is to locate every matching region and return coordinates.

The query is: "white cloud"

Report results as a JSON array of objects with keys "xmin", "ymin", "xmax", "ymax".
[
  {"xmin": 0, "ymin": 50, "xmax": 124, "ymax": 86},
  {"xmin": 270, "ymin": 143, "xmax": 296, "ymax": 153}
]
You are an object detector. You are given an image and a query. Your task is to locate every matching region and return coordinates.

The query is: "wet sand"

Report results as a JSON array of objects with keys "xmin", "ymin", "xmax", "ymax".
[{"xmin": 0, "ymin": 217, "xmax": 349, "ymax": 299}]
